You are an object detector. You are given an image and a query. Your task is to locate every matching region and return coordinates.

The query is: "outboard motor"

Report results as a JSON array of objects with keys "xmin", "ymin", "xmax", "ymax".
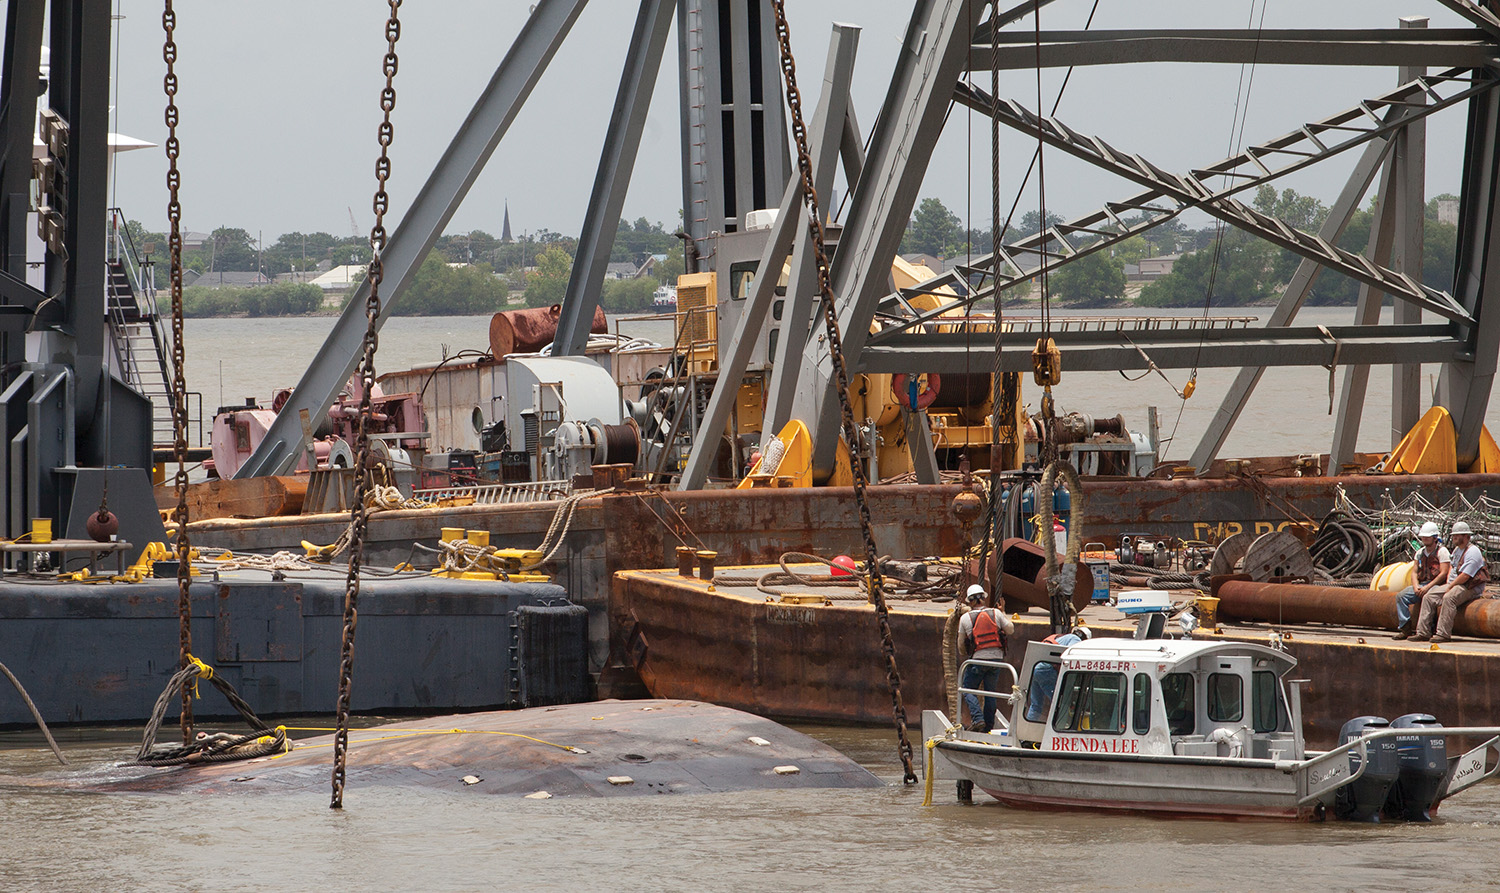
[
  {"xmin": 1384, "ymin": 713, "xmax": 1447, "ymax": 821},
  {"xmin": 1334, "ymin": 716, "xmax": 1399, "ymax": 822}
]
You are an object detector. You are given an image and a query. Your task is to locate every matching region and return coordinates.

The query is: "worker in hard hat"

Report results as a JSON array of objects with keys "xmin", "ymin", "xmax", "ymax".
[
  {"xmin": 1412, "ymin": 521, "xmax": 1491, "ymax": 643},
  {"xmin": 960, "ymin": 583, "xmax": 1014, "ymax": 733},
  {"xmin": 1394, "ymin": 521, "xmax": 1450, "ymax": 640}
]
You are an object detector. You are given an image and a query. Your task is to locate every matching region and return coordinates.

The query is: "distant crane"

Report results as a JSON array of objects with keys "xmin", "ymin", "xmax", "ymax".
[{"xmin": 347, "ymin": 207, "xmax": 361, "ymax": 240}]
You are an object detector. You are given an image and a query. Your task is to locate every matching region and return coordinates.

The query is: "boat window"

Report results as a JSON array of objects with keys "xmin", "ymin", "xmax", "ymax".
[
  {"xmin": 1162, "ymin": 673, "xmax": 1195, "ymax": 736},
  {"xmin": 1252, "ymin": 670, "xmax": 1282, "ymax": 733},
  {"xmin": 1051, "ymin": 671, "xmax": 1127, "ymax": 734},
  {"xmin": 1024, "ymin": 661, "xmax": 1062, "ymax": 723},
  {"xmin": 729, "ymin": 262, "xmax": 758, "ymax": 301},
  {"xmin": 1132, "ymin": 673, "xmax": 1152, "ymax": 735},
  {"xmin": 1207, "ymin": 672, "xmax": 1244, "ymax": 722}
]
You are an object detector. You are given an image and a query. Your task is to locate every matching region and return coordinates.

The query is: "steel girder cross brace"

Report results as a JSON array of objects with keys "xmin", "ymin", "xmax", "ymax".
[
  {"xmin": 675, "ymin": 23, "xmax": 861, "ymax": 491},
  {"xmin": 796, "ymin": 0, "xmax": 982, "ymax": 481},
  {"xmin": 1439, "ymin": 86, "xmax": 1500, "ymax": 468},
  {"xmin": 551, "ymin": 0, "xmax": 674, "ymax": 358},
  {"xmin": 236, "ymin": 0, "xmax": 589, "ymax": 479}
]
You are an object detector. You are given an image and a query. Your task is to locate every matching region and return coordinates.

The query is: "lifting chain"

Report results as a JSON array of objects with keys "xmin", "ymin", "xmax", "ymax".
[
  {"xmin": 161, "ymin": 0, "xmax": 193, "ymax": 745},
  {"xmin": 769, "ymin": 0, "xmax": 917, "ymax": 785},
  {"xmin": 331, "ymin": 0, "xmax": 402, "ymax": 811}
]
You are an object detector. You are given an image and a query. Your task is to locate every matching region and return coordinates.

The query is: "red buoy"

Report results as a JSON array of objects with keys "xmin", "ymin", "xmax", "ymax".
[{"xmin": 830, "ymin": 555, "xmax": 857, "ymax": 577}]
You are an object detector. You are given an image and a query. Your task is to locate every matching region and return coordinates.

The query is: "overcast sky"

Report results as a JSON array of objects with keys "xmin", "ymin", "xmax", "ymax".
[{"xmin": 79, "ymin": 1, "xmax": 1478, "ymax": 246}]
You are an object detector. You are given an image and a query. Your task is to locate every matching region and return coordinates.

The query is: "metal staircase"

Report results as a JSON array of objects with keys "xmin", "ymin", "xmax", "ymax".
[{"xmin": 105, "ymin": 210, "xmax": 199, "ymax": 449}]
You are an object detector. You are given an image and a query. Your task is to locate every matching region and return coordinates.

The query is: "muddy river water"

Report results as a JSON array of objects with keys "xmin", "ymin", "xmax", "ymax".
[{"xmin": 5, "ymin": 307, "xmax": 1500, "ymax": 890}]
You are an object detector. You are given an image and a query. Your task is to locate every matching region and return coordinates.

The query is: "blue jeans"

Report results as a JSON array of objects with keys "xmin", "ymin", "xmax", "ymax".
[
  {"xmin": 1396, "ymin": 585, "xmax": 1422, "ymax": 628},
  {"xmin": 963, "ymin": 663, "xmax": 1002, "ymax": 730}
]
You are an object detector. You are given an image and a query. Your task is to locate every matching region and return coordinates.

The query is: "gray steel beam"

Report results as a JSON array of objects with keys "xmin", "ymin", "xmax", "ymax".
[
  {"xmin": 763, "ymin": 31, "xmax": 866, "ymax": 439},
  {"xmin": 968, "ymin": 30, "xmax": 1493, "ymax": 70},
  {"xmin": 799, "ymin": 0, "xmax": 980, "ymax": 478},
  {"xmin": 1439, "ymin": 86, "xmax": 1500, "ymax": 467},
  {"xmin": 1393, "ymin": 17, "xmax": 1430, "ymax": 447},
  {"xmin": 552, "ymin": 0, "xmax": 673, "ymax": 357},
  {"xmin": 676, "ymin": 23, "xmax": 859, "ymax": 491},
  {"xmin": 974, "ymin": 87, "xmax": 1477, "ymax": 323},
  {"xmin": 1329, "ymin": 153, "xmax": 1401, "ymax": 468},
  {"xmin": 677, "ymin": 0, "xmax": 721, "ymax": 250},
  {"xmin": 1434, "ymin": 0, "xmax": 1500, "ymax": 39},
  {"xmin": 0, "ymin": 0, "xmax": 43, "ymax": 290},
  {"xmin": 881, "ymin": 69, "xmax": 1485, "ymax": 341},
  {"xmin": 237, "ymin": 0, "xmax": 588, "ymax": 479},
  {"xmin": 47, "ymin": 0, "xmax": 108, "ymax": 435},
  {"xmin": 1190, "ymin": 121, "xmax": 1396, "ymax": 470},
  {"xmin": 902, "ymin": 408, "xmax": 940, "ymax": 484},
  {"xmin": 860, "ymin": 325, "xmax": 1462, "ymax": 374}
]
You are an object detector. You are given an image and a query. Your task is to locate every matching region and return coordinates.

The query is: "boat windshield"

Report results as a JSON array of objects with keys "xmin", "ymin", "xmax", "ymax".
[
  {"xmin": 1162, "ymin": 672, "xmax": 1195, "ymax": 736},
  {"xmin": 1052, "ymin": 671, "xmax": 1127, "ymax": 734},
  {"xmin": 1252, "ymin": 670, "xmax": 1282, "ymax": 732}
]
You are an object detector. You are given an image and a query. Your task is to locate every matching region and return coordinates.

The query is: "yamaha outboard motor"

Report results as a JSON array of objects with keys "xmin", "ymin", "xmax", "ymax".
[
  {"xmin": 1384, "ymin": 713, "xmax": 1447, "ymax": 821},
  {"xmin": 1334, "ymin": 716, "xmax": 1398, "ymax": 822}
]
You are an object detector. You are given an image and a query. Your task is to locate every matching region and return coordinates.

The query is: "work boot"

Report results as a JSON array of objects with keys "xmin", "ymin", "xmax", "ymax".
[
  {"xmin": 1410, "ymin": 634, "xmax": 1431, "ymax": 642},
  {"xmin": 1394, "ymin": 622, "xmax": 1414, "ymax": 640}
]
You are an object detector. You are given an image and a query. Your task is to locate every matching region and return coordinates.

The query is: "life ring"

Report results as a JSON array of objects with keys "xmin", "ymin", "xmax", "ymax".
[{"xmin": 892, "ymin": 372, "xmax": 940, "ymax": 411}]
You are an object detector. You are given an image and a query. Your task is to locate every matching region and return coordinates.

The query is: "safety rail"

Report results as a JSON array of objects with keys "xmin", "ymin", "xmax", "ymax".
[
  {"xmin": 956, "ymin": 659, "xmax": 1020, "ymax": 733},
  {"xmin": 913, "ymin": 314, "xmax": 1258, "ymax": 334},
  {"xmin": 411, "ymin": 480, "xmax": 575, "ymax": 506}
]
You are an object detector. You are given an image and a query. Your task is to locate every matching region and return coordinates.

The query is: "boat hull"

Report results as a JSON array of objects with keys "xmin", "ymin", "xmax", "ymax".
[{"xmin": 939, "ymin": 742, "xmax": 1316, "ymax": 821}]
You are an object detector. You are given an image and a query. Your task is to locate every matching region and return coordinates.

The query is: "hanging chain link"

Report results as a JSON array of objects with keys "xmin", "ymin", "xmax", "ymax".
[
  {"xmin": 162, "ymin": 0, "xmax": 193, "ymax": 745},
  {"xmin": 769, "ymin": 0, "xmax": 917, "ymax": 784},
  {"xmin": 331, "ymin": 0, "xmax": 401, "ymax": 811},
  {"xmin": 330, "ymin": 0, "xmax": 401, "ymax": 809}
]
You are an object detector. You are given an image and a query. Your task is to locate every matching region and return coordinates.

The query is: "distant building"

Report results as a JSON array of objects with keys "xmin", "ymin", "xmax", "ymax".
[
  {"xmin": 605, "ymin": 260, "xmax": 640, "ymax": 280},
  {"xmin": 901, "ymin": 252, "xmax": 944, "ymax": 272},
  {"xmin": 1437, "ymin": 197, "xmax": 1460, "ymax": 227},
  {"xmin": 502, "ymin": 200, "xmax": 513, "ymax": 242},
  {"xmin": 1137, "ymin": 253, "xmax": 1181, "ymax": 278},
  {"xmin": 180, "ymin": 231, "xmax": 211, "ymax": 252},
  {"xmin": 310, "ymin": 263, "xmax": 366, "ymax": 291},
  {"xmin": 192, "ymin": 270, "xmax": 272, "ymax": 289}
]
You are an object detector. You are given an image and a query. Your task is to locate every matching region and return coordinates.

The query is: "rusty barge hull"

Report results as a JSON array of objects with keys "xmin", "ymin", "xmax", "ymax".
[
  {"xmin": 612, "ymin": 567, "xmax": 1500, "ymax": 750},
  {"xmin": 186, "ymin": 473, "xmax": 1500, "ymax": 677}
]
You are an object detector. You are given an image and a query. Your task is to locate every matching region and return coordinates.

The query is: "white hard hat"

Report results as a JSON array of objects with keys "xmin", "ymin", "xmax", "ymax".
[
  {"xmin": 1419, "ymin": 521, "xmax": 1442, "ymax": 538},
  {"xmin": 1452, "ymin": 521, "xmax": 1474, "ymax": 536},
  {"xmin": 965, "ymin": 584, "xmax": 986, "ymax": 603}
]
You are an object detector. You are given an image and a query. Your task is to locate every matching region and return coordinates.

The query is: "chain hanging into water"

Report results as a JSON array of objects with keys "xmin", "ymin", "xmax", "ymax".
[
  {"xmin": 161, "ymin": 0, "xmax": 193, "ymax": 745},
  {"xmin": 975, "ymin": 2, "xmax": 1005, "ymax": 605},
  {"xmin": 332, "ymin": 0, "xmax": 401, "ymax": 811},
  {"xmin": 768, "ymin": 0, "xmax": 917, "ymax": 785}
]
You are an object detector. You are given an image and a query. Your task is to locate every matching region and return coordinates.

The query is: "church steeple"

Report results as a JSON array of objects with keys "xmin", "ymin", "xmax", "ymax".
[{"xmin": 501, "ymin": 200, "xmax": 513, "ymax": 243}]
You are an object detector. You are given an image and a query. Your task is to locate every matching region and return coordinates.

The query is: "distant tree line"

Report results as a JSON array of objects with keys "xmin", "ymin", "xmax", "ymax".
[{"xmin": 124, "ymin": 214, "xmax": 687, "ymax": 317}]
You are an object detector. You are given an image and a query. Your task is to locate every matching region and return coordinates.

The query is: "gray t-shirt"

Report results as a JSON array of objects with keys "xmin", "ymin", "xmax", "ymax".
[
  {"xmin": 960, "ymin": 607, "xmax": 1014, "ymax": 660},
  {"xmin": 1448, "ymin": 543, "xmax": 1486, "ymax": 585}
]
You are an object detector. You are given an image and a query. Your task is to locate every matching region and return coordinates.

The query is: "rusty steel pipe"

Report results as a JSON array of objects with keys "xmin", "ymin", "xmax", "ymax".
[{"xmin": 1215, "ymin": 580, "xmax": 1500, "ymax": 637}]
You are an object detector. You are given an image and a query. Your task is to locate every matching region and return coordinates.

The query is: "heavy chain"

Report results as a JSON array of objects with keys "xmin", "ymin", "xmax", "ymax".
[
  {"xmin": 331, "ymin": 0, "xmax": 401, "ymax": 811},
  {"xmin": 162, "ymin": 0, "xmax": 192, "ymax": 745},
  {"xmin": 769, "ymin": 0, "xmax": 917, "ymax": 785}
]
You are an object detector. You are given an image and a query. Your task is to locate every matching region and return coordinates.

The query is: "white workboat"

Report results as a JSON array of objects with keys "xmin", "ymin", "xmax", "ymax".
[{"xmin": 925, "ymin": 600, "xmax": 1500, "ymax": 821}]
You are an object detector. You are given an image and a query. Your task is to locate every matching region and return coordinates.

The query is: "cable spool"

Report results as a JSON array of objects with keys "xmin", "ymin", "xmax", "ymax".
[{"xmin": 590, "ymin": 418, "xmax": 640, "ymax": 467}]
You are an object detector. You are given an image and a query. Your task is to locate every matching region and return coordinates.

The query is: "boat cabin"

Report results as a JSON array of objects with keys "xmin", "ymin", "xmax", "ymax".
[{"xmin": 1009, "ymin": 637, "xmax": 1302, "ymax": 760}]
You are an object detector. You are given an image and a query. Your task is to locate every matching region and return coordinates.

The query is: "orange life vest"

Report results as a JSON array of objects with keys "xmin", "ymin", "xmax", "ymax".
[{"xmin": 973, "ymin": 608, "xmax": 1004, "ymax": 651}]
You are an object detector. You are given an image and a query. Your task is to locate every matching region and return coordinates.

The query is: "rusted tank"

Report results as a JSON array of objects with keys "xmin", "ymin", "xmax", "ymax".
[
  {"xmin": 489, "ymin": 304, "xmax": 608, "ymax": 358},
  {"xmin": 967, "ymin": 537, "xmax": 1093, "ymax": 613},
  {"xmin": 1214, "ymin": 578, "xmax": 1500, "ymax": 637}
]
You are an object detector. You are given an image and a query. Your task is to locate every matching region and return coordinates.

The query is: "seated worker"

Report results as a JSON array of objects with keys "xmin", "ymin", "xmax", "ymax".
[
  {"xmin": 1413, "ymin": 521, "xmax": 1490, "ymax": 643},
  {"xmin": 1395, "ymin": 521, "xmax": 1450, "ymax": 640},
  {"xmin": 959, "ymin": 584, "xmax": 1014, "ymax": 732}
]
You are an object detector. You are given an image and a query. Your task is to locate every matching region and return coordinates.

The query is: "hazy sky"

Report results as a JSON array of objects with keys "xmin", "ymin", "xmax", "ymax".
[{"xmin": 82, "ymin": 1, "xmax": 1477, "ymax": 247}]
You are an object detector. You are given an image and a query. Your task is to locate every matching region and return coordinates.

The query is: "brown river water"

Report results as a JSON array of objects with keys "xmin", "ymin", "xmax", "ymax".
[{"xmin": 5, "ymin": 307, "xmax": 1500, "ymax": 890}]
